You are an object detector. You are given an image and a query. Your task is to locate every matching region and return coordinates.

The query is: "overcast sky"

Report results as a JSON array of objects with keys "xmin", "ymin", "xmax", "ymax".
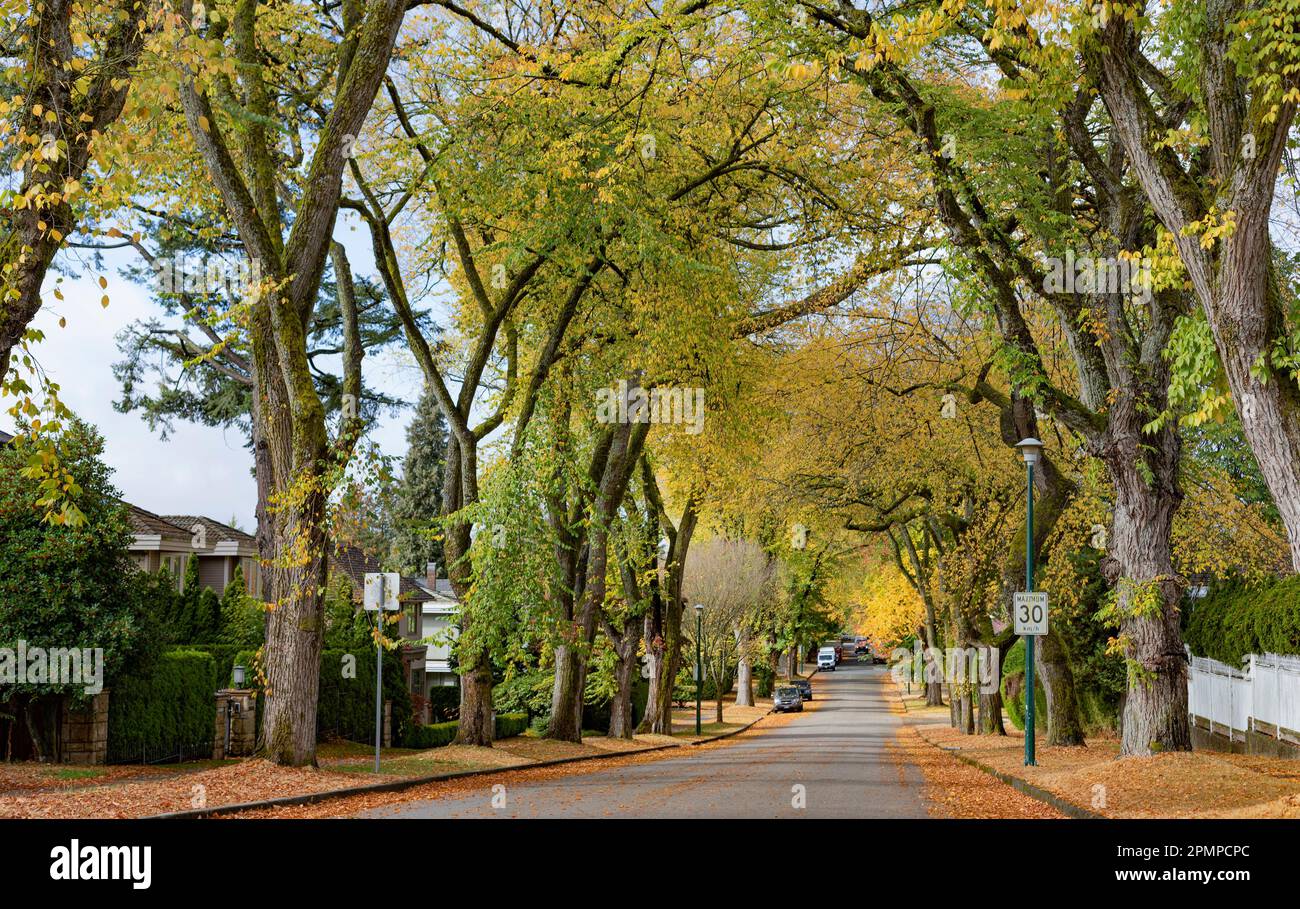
[{"xmin": 2, "ymin": 223, "xmax": 427, "ymax": 531}]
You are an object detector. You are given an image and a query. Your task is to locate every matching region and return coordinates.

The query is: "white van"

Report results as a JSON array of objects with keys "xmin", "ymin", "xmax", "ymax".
[{"xmin": 817, "ymin": 646, "xmax": 837, "ymax": 671}]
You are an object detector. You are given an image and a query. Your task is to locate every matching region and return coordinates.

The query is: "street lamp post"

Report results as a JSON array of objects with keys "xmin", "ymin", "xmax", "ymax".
[
  {"xmin": 1016, "ymin": 437, "xmax": 1042, "ymax": 767},
  {"xmin": 695, "ymin": 604, "xmax": 704, "ymax": 736}
]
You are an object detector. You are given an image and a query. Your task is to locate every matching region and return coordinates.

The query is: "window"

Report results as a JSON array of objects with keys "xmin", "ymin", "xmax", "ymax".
[
  {"xmin": 161, "ymin": 554, "xmax": 185, "ymax": 591},
  {"xmin": 410, "ymin": 667, "xmax": 424, "ymax": 695},
  {"xmin": 241, "ymin": 557, "xmax": 261, "ymax": 596},
  {"xmin": 405, "ymin": 604, "xmax": 418, "ymax": 636}
]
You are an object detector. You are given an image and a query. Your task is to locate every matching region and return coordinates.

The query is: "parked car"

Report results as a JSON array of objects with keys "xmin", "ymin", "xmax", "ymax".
[
  {"xmin": 791, "ymin": 678, "xmax": 813, "ymax": 701},
  {"xmin": 773, "ymin": 686, "xmax": 804, "ymax": 712},
  {"xmin": 817, "ymin": 646, "xmax": 837, "ymax": 671}
]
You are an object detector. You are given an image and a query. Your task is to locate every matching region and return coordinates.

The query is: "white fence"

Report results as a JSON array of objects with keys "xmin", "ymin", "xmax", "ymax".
[{"xmin": 1187, "ymin": 650, "xmax": 1300, "ymax": 743}]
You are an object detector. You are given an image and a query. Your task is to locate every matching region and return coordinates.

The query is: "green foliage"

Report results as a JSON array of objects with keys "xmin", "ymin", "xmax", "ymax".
[
  {"xmin": 425, "ymin": 685, "xmax": 460, "ymax": 723},
  {"xmin": 171, "ymin": 644, "xmax": 245, "ymax": 691},
  {"xmin": 323, "ymin": 572, "xmax": 371, "ymax": 650},
  {"xmin": 404, "ymin": 721, "xmax": 459, "ymax": 749},
  {"xmin": 1050, "ymin": 548, "xmax": 1126, "ymax": 729},
  {"xmin": 1183, "ymin": 576, "xmax": 1300, "ymax": 665},
  {"xmin": 1002, "ymin": 639, "xmax": 1047, "ymax": 733},
  {"xmin": 404, "ymin": 712, "xmax": 529, "ymax": 749},
  {"xmin": 107, "ymin": 650, "xmax": 217, "ymax": 763},
  {"xmin": 0, "ymin": 419, "xmax": 163, "ymax": 696},
  {"xmin": 316, "ymin": 647, "xmax": 415, "ymax": 747},
  {"xmin": 217, "ymin": 567, "xmax": 264, "ymax": 648},
  {"xmin": 494, "ymin": 712, "xmax": 529, "ymax": 739},
  {"xmin": 492, "ymin": 671, "xmax": 553, "ymax": 718},
  {"xmin": 390, "ymin": 390, "xmax": 448, "ymax": 576}
]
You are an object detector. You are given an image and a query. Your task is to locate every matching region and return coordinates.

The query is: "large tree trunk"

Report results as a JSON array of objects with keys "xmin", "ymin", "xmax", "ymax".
[
  {"xmin": 550, "ymin": 418, "xmax": 648, "ymax": 741},
  {"xmin": 607, "ymin": 633, "xmax": 639, "ymax": 739},
  {"xmin": 548, "ymin": 641, "xmax": 586, "ymax": 743},
  {"xmin": 1088, "ymin": 16, "xmax": 1300, "ymax": 570},
  {"xmin": 638, "ymin": 479, "xmax": 698, "ymax": 735},
  {"xmin": 444, "ymin": 439, "xmax": 496, "ymax": 747},
  {"xmin": 735, "ymin": 629, "xmax": 754, "ymax": 707},
  {"xmin": 978, "ymin": 688, "xmax": 1005, "ymax": 735},
  {"xmin": 1038, "ymin": 630, "xmax": 1085, "ymax": 746},
  {"xmin": 254, "ymin": 328, "xmax": 331, "ymax": 766},
  {"xmin": 1101, "ymin": 399, "xmax": 1190, "ymax": 756}
]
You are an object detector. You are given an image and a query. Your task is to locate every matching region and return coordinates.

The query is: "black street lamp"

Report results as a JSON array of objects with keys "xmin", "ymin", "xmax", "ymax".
[
  {"xmin": 694, "ymin": 603, "xmax": 704, "ymax": 736},
  {"xmin": 1015, "ymin": 437, "xmax": 1043, "ymax": 766}
]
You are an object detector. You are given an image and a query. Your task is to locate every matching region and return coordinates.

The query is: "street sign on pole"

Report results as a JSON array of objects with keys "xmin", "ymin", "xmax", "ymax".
[
  {"xmin": 362, "ymin": 572, "xmax": 401, "ymax": 773},
  {"xmin": 364, "ymin": 572, "xmax": 401, "ymax": 612},
  {"xmin": 1013, "ymin": 592, "xmax": 1049, "ymax": 636}
]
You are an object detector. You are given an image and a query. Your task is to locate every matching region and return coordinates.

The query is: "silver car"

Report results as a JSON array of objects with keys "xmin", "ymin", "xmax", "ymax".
[{"xmin": 773, "ymin": 686, "xmax": 804, "ymax": 712}]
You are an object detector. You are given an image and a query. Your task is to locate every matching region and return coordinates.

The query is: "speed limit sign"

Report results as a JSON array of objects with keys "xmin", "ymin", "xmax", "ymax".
[{"xmin": 1013, "ymin": 592, "xmax": 1049, "ymax": 636}]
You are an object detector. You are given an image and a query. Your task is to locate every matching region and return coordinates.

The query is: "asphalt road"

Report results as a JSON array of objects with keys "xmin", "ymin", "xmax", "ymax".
[{"xmin": 361, "ymin": 658, "xmax": 932, "ymax": 819}]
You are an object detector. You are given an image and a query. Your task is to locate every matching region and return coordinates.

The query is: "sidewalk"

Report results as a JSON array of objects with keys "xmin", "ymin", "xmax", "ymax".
[{"xmin": 894, "ymin": 683, "xmax": 1300, "ymax": 818}]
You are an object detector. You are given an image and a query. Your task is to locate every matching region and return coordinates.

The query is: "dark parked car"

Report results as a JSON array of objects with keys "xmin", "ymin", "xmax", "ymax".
[
  {"xmin": 790, "ymin": 678, "xmax": 813, "ymax": 701},
  {"xmin": 773, "ymin": 686, "xmax": 804, "ymax": 713}
]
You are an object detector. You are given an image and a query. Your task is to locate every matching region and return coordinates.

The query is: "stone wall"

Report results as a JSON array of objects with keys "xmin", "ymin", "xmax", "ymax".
[
  {"xmin": 59, "ymin": 692, "xmax": 109, "ymax": 765},
  {"xmin": 213, "ymin": 689, "xmax": 257, "ymax": 759}
]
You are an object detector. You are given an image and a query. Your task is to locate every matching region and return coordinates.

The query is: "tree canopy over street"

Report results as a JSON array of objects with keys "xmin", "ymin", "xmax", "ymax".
[{"xmin": 3, "ymin": 0, "xmax": 1300, "ymax": 768}]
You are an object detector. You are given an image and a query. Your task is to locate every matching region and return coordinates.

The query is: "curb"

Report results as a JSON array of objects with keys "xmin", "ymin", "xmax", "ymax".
[
  {"xmin": 890, "ymin": 681, "xmax": 1100, "ymax": 820},
  {"xmin": 150, "ymin": 707, "xmax": 776, "ymax": 820}
]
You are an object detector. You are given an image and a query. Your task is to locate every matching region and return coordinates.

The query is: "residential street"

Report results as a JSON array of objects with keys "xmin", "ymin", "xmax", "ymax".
[{"xmin": 360, "ymin": 661, "xmax": 932, "ymax": 819}]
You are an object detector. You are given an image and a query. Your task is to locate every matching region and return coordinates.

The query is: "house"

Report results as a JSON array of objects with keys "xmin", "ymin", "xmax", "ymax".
[
  {"xmin": 126, "ymin": 504, "xmax": 260, "ymax": 594},
  {"xmin": 330, "ymin": 545, "xmax": 451, "ymax": 715},
  {"xmin": 412, "ymin": 563, "xmax": 460, "ymax": 694}
]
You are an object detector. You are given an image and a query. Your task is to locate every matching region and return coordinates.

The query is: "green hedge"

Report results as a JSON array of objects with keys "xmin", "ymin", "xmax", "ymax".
[
  {"xmin": 317, "ymin": 648, "xmax": 414, "ymax": 746},
  {"xmin": 107, "ymin": 650, "xmax": 217, "ymax": 763},
  {"xmin": 1183, "ymin": 576, "xmax": 1300, "ymax": 665},
  {"xmin": 425, "ymin": 685, "xmax": 460, "ymax": 723},
  {"xmin": 231, "ymin": 647, "xmax": 416, "ymax": 747},
  {"xmin": 494, "ymin": 712, "xmax": 529, "ymax": 738},
  {"xmin": 404, "ymin": 721, "xmax": 459, "ymax": 749},
  {"xmin": 404, "ymin": 712, "xmax": 530, "ymax": 749},
  {"xmin": 1001, "ymin": 639, "xmax": 1047, "ymax": 733},
  {"xmin": 170, "ymin": 644, "xmax": 246, "ymax": 690}
]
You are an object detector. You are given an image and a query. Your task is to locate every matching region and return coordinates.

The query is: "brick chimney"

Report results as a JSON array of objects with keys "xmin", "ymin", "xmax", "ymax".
[{"xmin": 426, "ymin": 562, "xmax": 438, "ymax": 590}]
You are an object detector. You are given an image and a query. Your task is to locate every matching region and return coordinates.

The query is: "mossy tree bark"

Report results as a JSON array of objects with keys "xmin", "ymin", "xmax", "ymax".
[{"xmin": 177, "ymin": 0, "xmax": 407, "ymax": 765}]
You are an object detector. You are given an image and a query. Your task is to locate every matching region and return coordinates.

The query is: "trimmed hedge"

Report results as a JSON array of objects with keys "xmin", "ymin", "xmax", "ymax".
[
  {"xmin": 231, "ymin": 647, "xmax": 416, "ymax": 747},
  {"xmin": 317, "ymin": 648, "xmax": 414, "ymax": 746},
  {"xmin": 171, "ymin": 644, "xmax": 245, "ymax": 690},
  {"xmin": 494, "ymin": 712, "xmax": 529, "ymax": 738},
  {"xmin": 404, "ymin": 720, "xmax": 459, "ymax": 749},
  {"xmin": 1183, "ymin": 576, "xmax": 1300, "ymax": 665},
  {"xmin": 404, "ymin": 712, "xmax": 530, "ymax": 749},
  {"xmin": 107, "ymin": 650, "xmax": 217, "ymax": 763},
  {"xmin": 1001, "ymin": 639, "xmax": 1047, "ymax": 733}
]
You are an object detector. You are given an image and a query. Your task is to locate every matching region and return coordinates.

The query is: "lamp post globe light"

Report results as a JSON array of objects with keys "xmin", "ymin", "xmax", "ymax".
[
  {"xmin": 1015, "ymin": 438, "xmax": 1042, "ymax": 766},
  {"xmin": 695, "ymin": 604, "xmax": 704, "ymax": 737}
]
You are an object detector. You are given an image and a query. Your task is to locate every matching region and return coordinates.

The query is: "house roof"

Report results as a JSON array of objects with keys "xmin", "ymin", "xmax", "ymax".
[
  {"xmin": 163, "ymin": 514, "xmax": 255, "ymax": 547},
  {"xmin": 0, "ymin": 429, "xmax": 12, "ymax": 445},
  {"xmin": 412, "ymin": 576, "xmax": 458, "ymax": 599},
  {"xmin": 126, "ymin": 504, "xmax": 192, "ymax": 543},
  {"xmin": 332, "ymin": 544, "xmax": 434, "ymax": 604}
]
